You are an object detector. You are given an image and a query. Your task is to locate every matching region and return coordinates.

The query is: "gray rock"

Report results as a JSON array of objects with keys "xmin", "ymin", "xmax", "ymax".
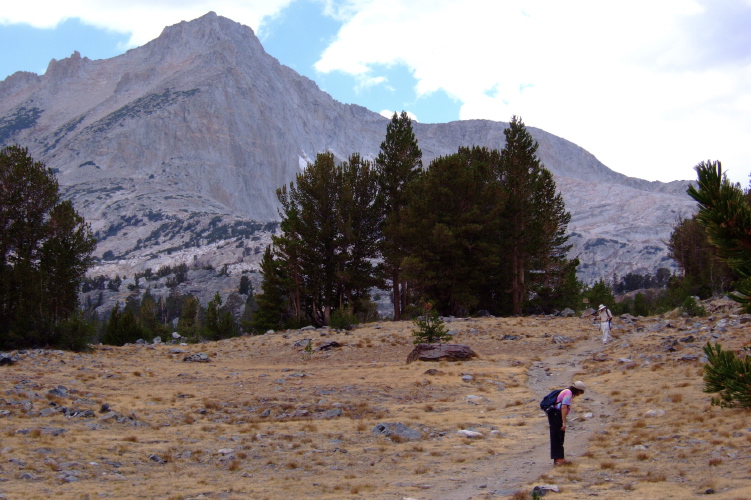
[
  {"xmin": 324, "ymin": 408, "xmax": 342, "ymax": 419},
  {"xmin": 559, "ymin": 308, "xmax": 575, "ymax": 317},
  {"xmin": 406, "ymin": 343, "xmax": 478, "ymax": 363},
  {"xmin": 183, "ymin": 353, "xmax": 210, "ymax": 363},
  {"xmin": 316, "ymin": 341, "xmax": 341, "ymax": 351},
  {"xmin": 552, "ymin": 335, "xmax": 574, "ymax": 344},
  {"xmin": 372, "ymin": 422, "xmax": 422, "ymax": 441},
  {"xmin": 148, "ymin": 454, "xmax": 167, "ymax": 464}
]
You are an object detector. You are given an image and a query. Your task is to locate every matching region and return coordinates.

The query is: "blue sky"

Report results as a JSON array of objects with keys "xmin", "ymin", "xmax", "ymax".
[{"xmin": 2, "ymin": 0, "xmax": 750, "ymax": 185}]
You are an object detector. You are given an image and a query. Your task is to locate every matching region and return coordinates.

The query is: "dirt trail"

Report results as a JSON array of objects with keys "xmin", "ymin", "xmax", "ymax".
[{"xmin": 430, "ymin": 334, "xmax": 610, "ymax": 499}]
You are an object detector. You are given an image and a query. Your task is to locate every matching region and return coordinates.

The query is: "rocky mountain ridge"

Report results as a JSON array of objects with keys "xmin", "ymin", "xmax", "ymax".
[{"xmin": 0, "ymin": 12, "xmax": 696, "ymax": 299}]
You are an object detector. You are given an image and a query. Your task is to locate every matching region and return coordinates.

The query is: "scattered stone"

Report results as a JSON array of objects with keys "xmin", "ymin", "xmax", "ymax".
[
  {"xmin": 48, "ymin": 386, "xmax": 68, "ymax": 397},
  {"xmin": 260, "ymin": 409, "xmax": 271, "ymax": 417},
  {"xmin": 301, "ymin": 325, "xmax": 316, "ymax": 331},
  {"xmin": 406, "ymin": 344, "xmax": 478, "ymax": 363},
  {"xmin": 294, "ymin": 338, "xmax": 312, "ymax": 347},
  {"xmin": 169, "ymin": 348, "xmax": 186, "ymax": 354},
  {"xmin": 0, "ymin": 354, "xmax": 19, "ymax": 366},
  {"xmin": 99, "ymin": 403, "xmax": 110, "ymax": 413},
  {"xmin": 552, "ymin": 335, "xmax": 574, "ymax": 344},
  {"xmin": 172, "ymin": 332, "xmax": 181, "ymax": 339},
  {"xmin": 423, "ymin": 369, "xmax": 445, "ymax": 376},
  {"xmin": 617, "ymin": 358, "xmax": 633, "ymax": 363},
  {"xmin": 323, "ymin": 408, "xmax": 342, "ymax": 419},
  {"xmin": 457, "ymin": 429, "xmax": 483, "ymax": 438},
  {"xmin": 148, "ymin": 454, "xmax": 166, "ymax": 464},
  {"xmin": 559, "ymin": 308, "xmax": 575, "ymax": 317},
  {"xmin": 183, "ymin": 353, "xmax": 210, "ymax": 363},
  {"xmin": 152, "ymin": 336, "xmax": 162, "ymax": 344},
  {"xmin": 217, "ymin": 448, "xmax": 234, "ymax": 455},
  {"xmin": 372, "ymin": 422, "xmax": 422, "ymax": 441},
  {"xmin": 644, "ymin": 409, "xmax": 666, "ymax": 418},
  {"xmin": 500, "ymin": 335, "xmax": 521, "ymax": 341},
  {"xmin": 316, "ymin": 341, "xmax": 341, "ymax": 351},
  {"xmin": 461, "ymin": 375, "xmax": 474, "ymax": 382}
]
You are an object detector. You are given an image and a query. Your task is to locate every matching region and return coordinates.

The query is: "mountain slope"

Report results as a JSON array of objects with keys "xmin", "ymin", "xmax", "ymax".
[{"xmin": 0, "ymin": 12, "xmax": 695, "ymax": 286}]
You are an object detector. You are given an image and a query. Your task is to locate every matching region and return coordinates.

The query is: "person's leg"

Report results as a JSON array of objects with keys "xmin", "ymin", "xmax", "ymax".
[{"xmin": 548, "ymin": 410, "xmax": 564, "ymax": 460}]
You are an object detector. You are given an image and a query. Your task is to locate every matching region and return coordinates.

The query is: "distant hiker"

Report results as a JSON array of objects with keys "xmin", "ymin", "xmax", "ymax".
[
  {"xmin": 546, "ymin": 381, "xmax": 586, "ymax": 466},
  {"xmin": 594, "ymin": 304, "xmax": 613, "ymax": 344}
]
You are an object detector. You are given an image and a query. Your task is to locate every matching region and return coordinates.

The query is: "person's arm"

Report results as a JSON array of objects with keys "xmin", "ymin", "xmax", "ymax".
[{"xmin": 561, "ymin": 405, "xmax": 570, "ymax": 430}]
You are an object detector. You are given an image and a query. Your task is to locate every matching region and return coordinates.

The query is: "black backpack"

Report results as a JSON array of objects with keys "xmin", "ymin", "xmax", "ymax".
[{"xmin": 540, "ymin": 389, "xmax": 564, "ymax": 413}]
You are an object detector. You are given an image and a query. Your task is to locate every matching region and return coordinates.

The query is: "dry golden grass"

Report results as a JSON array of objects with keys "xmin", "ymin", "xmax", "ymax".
[{"xmin": 0, "ymin": 310, "xmax": 750, "ymax": 499}]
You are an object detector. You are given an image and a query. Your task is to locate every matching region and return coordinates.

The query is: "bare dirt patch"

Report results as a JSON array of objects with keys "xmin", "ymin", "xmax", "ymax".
[{"xmin": 1, "ymin": 305, "xmax": 750, "ymax": 499}]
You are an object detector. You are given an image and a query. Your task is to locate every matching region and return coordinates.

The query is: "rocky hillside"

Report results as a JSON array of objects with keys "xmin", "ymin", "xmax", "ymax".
[{"xmin": 0, "ymin": 12, "xmax": 696, "ymax": 293}]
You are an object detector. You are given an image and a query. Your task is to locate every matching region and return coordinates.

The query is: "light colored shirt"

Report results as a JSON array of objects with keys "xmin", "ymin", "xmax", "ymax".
[{"xmin": 555, "ymin": 388, "xmax": 572, "ymax": 409}]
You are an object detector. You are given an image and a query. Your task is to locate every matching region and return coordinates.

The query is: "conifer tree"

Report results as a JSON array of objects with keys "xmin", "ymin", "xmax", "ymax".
[
  {"xmin": 401, "ymin": 147, "xmax": 505, "ymax": 315},
  {"xmin": 497, "ymin": 116, "xmax": 572, "ymax": 315},
  {"xmin": 686, "ymin": 160, "xmax": 751, "ymax": 303},
  {"xmin": 251, "ymin": 245, "xmax": 289, "ymax": 332},
  {"xmin": 376, "ymin": 111, "xmax": 422, "ymax": 320},
  {"xmin": 274, "ymin": 153, "xmax": 381, "ymax": 326},
  {"xmin": 0, "ymin": 145, "xmax": 96, "ymax": 349}
]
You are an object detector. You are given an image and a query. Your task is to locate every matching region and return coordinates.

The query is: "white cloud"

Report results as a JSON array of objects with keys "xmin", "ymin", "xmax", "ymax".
[
  {"xmin": 315, "ymin": 0, "xmax": 751, "ymax": 184},
  {"xmin": 0, "ymin": 0, "xmax": 295, "ymax": 48},
  {"xmin": 380, "ymin": 109, "xmax": 418, "ymax": 122}
]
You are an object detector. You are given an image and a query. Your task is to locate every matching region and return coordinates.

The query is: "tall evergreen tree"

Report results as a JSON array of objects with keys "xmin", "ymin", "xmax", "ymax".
[
  {"xmin": 251, "ymin": 245, "xmax": 290, "ymax": 332},
  {"xmin": 496, "ymin": 116, "xmax": 572, "ymax": 315},
  {"xmin": 375, "ymin": 111, "xmax": 422, "ymax": 320},
  {"xmin": 274, "ymin": 152, "xmax": 381, "ymax": 326},
  {"xmin": 687, "ymin": 160, "xmax": 751, "ymax": 305},
  {"xmin": 401, "ymin": 147, "xmax": 505, "ymax": 315},
  {"xmin": 0, "ymin": 146, "xmax": 96, "ymax": 348},
  {"xmin": 276, "ymin": 152, "xmax": 339, "ymax": 326},
  {"xmin": 335, "ymin": 153, "xmax": 381, "ymax": 313}
]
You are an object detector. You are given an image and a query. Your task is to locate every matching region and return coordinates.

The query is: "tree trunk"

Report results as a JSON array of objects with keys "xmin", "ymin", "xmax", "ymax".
[{"xmin": 392, "ymin": 268, "xmax": 401, "ymax": 321}]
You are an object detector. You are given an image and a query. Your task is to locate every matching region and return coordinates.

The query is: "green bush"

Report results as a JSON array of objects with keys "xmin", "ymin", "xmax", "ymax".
[
  {"xmin": 330, "ymin": 310, "xmax": 359, "ymax": 330},
  {"xmin": 412, "ymin": 305, "xmax": 451, "ymax": 344},
  {"xmin": 681, "ymin": 296, "xmax": 707, "ymax": 317}
]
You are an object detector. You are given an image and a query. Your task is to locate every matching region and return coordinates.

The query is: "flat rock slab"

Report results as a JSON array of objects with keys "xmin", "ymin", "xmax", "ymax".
[{"xmin": 406, "ymin": 343, "xmax": 478, "ymax": 363}]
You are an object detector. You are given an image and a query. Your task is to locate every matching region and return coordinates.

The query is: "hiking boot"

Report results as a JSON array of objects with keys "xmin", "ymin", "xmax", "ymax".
[{"xmin": 553, "ymin": 458, "xmax": 564, "ymax": 466}]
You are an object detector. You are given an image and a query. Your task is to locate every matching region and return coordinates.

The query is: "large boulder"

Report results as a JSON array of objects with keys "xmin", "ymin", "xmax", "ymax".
[{"xmin": 406, "ymin": 343, "xmax": 478, "ymax": 364}]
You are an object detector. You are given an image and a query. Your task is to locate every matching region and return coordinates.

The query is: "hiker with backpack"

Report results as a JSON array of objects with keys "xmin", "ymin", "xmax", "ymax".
[
  {"xmin": 541, "ymin": 381, "xmax": 586, "ymax": 466},
  {"xmin": 594, "ymin": 304, "xmax": 613, "ymax": 344}
]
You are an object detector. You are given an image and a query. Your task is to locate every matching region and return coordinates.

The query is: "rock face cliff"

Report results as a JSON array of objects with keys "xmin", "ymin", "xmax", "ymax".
[{"xmin": 0, "ymin": 12, "xmax": 695, "ymax": 287}]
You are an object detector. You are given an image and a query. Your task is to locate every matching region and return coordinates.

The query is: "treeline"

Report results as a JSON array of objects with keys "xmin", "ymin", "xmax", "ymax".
[
  {"xmin": 251, "ymin": 114, "xmax": 578, "ymax": 330},
  {"xmin": 82, "ymin": 270, "xmax": 257, "ymax": 346}
]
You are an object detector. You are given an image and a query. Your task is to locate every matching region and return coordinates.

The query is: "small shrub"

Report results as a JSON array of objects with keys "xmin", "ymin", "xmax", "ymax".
[
  {"xmin": 412, "ymin": 303, "xmax": 450, "ymax": 344},
  {"xmin": 681, "ymin": 296, "xmax": 706, "ymax": 317}
]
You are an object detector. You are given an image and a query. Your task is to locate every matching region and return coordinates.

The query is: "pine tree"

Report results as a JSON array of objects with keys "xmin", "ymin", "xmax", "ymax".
[
  {"xmin": 251, "ymin": 245, "xmax": 289, "ymax": 332},
  {"xmin": 204, "ymin": 292, "xmax": 222, "ymax": 340},
  {"xmin": 401, "ymin": 147, "xmax": 504, "ymax": 315},
  {"xmin": 376, "ymin": 111, "xmax": 422, "ymax": 320},
  {"xmin": 0, "ymin": 146, "xmax": 96, "ymax": 348},
  {"xmin": 497, "ymin": 116, "xmax": 571, "ymax": 315},
  {"xmin": 335, "ymin": 153, "xmax": 381, "ymax": 314},
  {"xmin": 274, "ymin": 152, "xmax": 381, "ymax": 326}
]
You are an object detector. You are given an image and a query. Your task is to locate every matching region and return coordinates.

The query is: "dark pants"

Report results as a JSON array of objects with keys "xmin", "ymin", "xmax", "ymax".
[{"xmin": 547, "ymin": 409, "xmax": 565, "ymax": 460}]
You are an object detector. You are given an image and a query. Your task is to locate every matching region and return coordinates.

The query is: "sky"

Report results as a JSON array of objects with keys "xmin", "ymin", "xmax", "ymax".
[{"xmin": 2, "ymin": 0, "xmax": 750, "ymax": 185}]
